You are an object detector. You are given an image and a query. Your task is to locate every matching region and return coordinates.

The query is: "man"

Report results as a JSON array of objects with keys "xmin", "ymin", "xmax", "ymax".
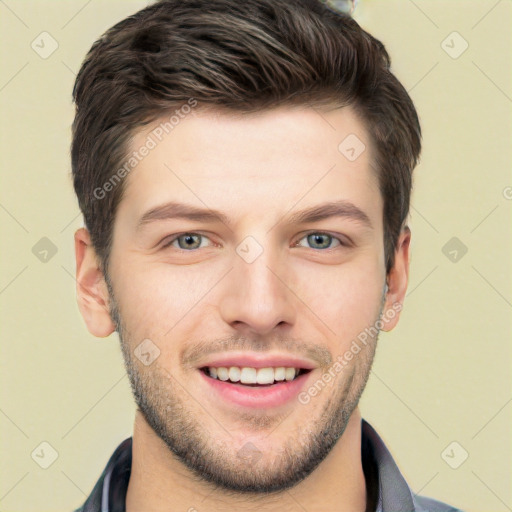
[{"xmin": 71, "ymin": 0, "xmax": 463, "ymax": 510}]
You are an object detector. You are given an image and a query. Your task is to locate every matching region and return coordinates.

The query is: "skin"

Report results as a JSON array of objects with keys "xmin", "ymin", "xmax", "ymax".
[{"xmin": 74, "ymin": 105, "xmax": 410, "ymax": 512}]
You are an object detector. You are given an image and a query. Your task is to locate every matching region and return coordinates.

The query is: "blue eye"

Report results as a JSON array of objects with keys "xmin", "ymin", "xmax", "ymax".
[
  {"xmin": 161, "ymin": 232, "xmax": 345, "ymax": 252},
  {"xmin": 295, "ymin": 233, "xmax": 343, "ymax": 250},
  {"xmin": 162, "ymin": 233, "xmax": 212, "ymax": 250}
]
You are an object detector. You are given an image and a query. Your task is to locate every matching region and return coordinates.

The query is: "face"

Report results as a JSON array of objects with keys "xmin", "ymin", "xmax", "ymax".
[{"xmin": 77, "ymin": 105, "xmax": 409, "ymax": 493}]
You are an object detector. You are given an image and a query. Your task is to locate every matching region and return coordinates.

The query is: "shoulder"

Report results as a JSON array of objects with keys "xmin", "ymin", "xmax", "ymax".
[{"xmin": 414, "ymin": 493, "xmax": 466, "ymax": 512}]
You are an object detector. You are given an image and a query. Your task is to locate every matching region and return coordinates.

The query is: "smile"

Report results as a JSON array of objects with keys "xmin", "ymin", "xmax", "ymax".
[
  {"xmin": 201, "ymin": 366, "xmax": 310, "ymax": 385},
  {"xmin": 199, "ymin": 366, "xmax": 314, "ymax": 408}
]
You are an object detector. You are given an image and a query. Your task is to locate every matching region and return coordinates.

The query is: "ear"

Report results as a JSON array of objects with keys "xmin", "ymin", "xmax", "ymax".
[
  {"xmin": 381, "ymin": 226, "xmax": 411, "ymax": 332},
  {"xmin": 74, "ymin": 227, "xmax": 116, "ymax": 337}
]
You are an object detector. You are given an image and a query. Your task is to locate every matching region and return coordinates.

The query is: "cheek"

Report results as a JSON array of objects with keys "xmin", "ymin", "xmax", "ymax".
[
  {"xmin": 112, "ymin": 261, "xmax": 220, "ymax": 339},
  {"xmin": 292, "ymin": 257, "xmax": 384, "ymax": 345}
]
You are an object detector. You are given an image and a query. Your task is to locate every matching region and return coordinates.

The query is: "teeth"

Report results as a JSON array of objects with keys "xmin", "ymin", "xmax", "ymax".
[
  {"xmin": 216, "ymin": 367, "xmax": 229, "ymax": 381},
  {"xmin": 206, "ymin": 366, "xmax": 303, "ymax": 384},
  {"xmin": 240, "ymin": 367, "xmax": 257, "ymax": 384},
  {"xmin": 285, "ymin": 367, "xmax": 296, "ymax": 381},
  {"xmin": 228, "ymin": 366, "xmax": 241, "ymax": 382},
  {"xmin": 274, "ymin": 367, "xmax": 285, "ymax": 381},
  {"xmin": 256, "ymin": 367, "xmax": 274, "ymax": 384}
]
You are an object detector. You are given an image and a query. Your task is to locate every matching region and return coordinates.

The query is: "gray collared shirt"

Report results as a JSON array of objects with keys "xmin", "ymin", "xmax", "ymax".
[{"xmin": 73, "ymin": 419, "xmax": 463, "ymax": 512}]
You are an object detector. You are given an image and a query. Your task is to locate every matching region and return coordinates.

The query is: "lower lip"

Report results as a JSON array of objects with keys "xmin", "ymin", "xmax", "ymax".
[{"xmin": 199, "ymin": 370, "xmax": 313, "ymax": 409}]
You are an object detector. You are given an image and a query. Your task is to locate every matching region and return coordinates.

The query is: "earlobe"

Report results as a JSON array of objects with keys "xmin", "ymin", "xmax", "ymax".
[
  {"xmin": 74, "ymin": 227, "xmax": 116, "ymax": 338},
  {"xmin": 381, "ymin": 226, "xmax": 411, "ymax": 332}
]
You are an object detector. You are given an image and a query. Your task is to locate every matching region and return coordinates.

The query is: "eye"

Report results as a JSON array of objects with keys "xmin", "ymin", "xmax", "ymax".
[
  {"xmin": 160, "ymin": 231, "xmax": 347, "ymax": 252},
  {"xmin": 161, "ymin": 233, "xmax": 213, "ymax": 251},
  {"xmin": 294, "ymin": 232, "xmax": 344, "ymax": 250}
]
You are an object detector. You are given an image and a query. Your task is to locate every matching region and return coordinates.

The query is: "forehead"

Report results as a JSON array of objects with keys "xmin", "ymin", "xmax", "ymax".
[
  {"xmin": 134, "ymin": 104, "xmax": 373, "ymax": 167},
  {"xmin": 117, "ymin": 105, "xmax": 381, "ymax": 229}
]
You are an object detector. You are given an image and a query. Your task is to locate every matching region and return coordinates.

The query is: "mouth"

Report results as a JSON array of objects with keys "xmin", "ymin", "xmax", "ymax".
[
  {"xmin": 198, "ymin": 365, "xmax": 314, "ymax": 408},
  {"xmin": 200, "ymin": 366, "xmax": 312, "ymax": 386}
]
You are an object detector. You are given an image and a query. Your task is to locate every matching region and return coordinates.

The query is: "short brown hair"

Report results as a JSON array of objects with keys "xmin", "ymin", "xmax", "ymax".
[{"xmin": 71, "ymin": 0, "xmax": 421, "ymax": 275}]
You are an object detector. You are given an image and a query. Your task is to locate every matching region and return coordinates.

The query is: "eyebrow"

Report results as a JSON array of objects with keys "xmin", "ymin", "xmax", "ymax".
[
  {"xmin": 136, "ymin": 199, "xmax": 372, "ymax": 231},
  {"xmin": 285, "ymin": 200, "xmax": 372, "ymax": 228}
]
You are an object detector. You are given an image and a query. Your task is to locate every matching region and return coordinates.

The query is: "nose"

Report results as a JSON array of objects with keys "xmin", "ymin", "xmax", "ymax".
[{"xmin": 218, "ymin": 244, "xmax": 297, "ymax": 336}]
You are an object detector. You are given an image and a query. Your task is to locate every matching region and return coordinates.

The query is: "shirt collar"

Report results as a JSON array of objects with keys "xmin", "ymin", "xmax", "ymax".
[{"xmin": 361, "ymin": 419, "xmax": 430, "ymax": 512}]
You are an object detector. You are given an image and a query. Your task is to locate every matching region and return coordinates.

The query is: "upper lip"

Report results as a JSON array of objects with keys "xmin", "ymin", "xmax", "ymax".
[{"xmin": 198, "ymin": 353, "xmax": 317, "ymax": 370}]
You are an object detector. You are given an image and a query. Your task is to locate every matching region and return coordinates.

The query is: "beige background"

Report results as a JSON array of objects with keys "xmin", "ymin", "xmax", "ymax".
[{"xmin": 0, "ymin": 1, "xmax": 511, "ymax": 511}]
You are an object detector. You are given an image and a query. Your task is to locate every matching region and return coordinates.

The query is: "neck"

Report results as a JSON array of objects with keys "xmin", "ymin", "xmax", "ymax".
[{"xmin": 126, "ymin": 408, "xmax": 367, "ymax": 512}]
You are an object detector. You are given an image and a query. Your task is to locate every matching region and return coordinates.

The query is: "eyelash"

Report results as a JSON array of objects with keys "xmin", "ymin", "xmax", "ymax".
[{"xmin": 160, "ymin": 232, "xmax": 348, "ymax": 251}]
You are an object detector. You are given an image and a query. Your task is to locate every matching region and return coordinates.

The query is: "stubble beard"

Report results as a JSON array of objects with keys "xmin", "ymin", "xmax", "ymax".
[{"xmin": 106, "ymin": 276, "xmax": 381, "ymax": 494}]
